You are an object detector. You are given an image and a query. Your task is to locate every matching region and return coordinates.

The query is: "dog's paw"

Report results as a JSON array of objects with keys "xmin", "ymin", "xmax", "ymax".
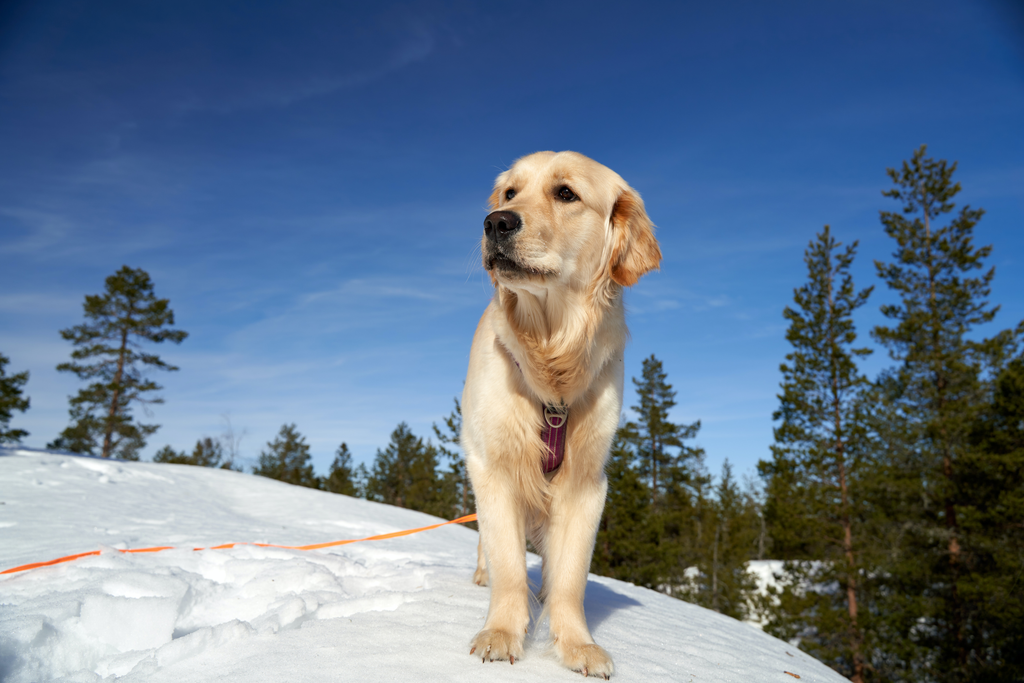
[
  {"xmin": 469, "ymin": 629, "xmax": 524, "ymax": 664},
  {"xmin": 473, "ymin": 567, "xmax": 489, "ymax": 586},
  {"xmin": 557, "ymin": 641, "xmax": 614, "ymax": 679}
]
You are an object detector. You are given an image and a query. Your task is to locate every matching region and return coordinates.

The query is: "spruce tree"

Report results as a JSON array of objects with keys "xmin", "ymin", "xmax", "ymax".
[
  {"xmin": 190, "ymin": 436, "xmax": 224, "ymax": 467},
  {"xmin": 153, "ymin": 437, "xmax": 226, "ymax": 468},
  {"xmin": 677, "ymin": 461, "xmax": 761, "ymax": 620},
  {"xmin": 871, "ymin": 146, "xmax": 1014, "ymax": 681},
  {"xmin": 433, "ymin": 398, "xmax": 475, "ymax": 520},
  {"xmin": 325, "ymin": 442, "xmax": 359, "ymax": 496},
  {"xmin": 253, "ymin": 424, "xmax": 321, "ymax": 489},
  {"xmin": 622, "ymin": 355, "xmax": 701, "ymax": 506},
  {"xmin": 50, "ymin": 266, "xmax": 187, "ymax": 459},
  {"xmin": 960, "ymin": 353, "xmax": 1024, "ymax": 680},
  {"xmin": 591, "ymin": 433, "xmax": 663, "ymax": 588},
  {"xmin": 593, "ymin": 357, "xmax": 713, "ymax": 598},
  {"xmin": 152, "ymin": 444, "xmax": 187, "ymax": 464},
  {"xmin": 0, "ymin": 353, "xmax": 30, "ymax": 443},
  {"xmin": 758, "ymin": 226, "xmax": 874, "ymax": 681},
  {"xmin": 365, "ymin": 422, "xmax": 450, "ymax": 517},
  {"xmin": 661, "ymin": 437, "xmax": 712, "ymax": 592}
]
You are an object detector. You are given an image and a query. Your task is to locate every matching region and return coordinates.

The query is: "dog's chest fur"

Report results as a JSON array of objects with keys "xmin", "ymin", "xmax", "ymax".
[{"xmin": 491, "ymin": 286, "xmax": 626, "ymax": 407}]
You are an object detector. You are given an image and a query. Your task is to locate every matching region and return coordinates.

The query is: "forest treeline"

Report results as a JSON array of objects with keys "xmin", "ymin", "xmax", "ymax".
[
  {"xmin": 1, "ymin": 146, "xmax": 1022, "ymax": 683},
  {"xmin": 168, "ymin": 408, "xmax": 478, "ymax": 523}
]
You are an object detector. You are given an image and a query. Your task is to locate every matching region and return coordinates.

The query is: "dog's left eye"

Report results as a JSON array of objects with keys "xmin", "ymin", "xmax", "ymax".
[{"xmin": 557, "ymin": 186, "xmax": 578, "ymax": 202}]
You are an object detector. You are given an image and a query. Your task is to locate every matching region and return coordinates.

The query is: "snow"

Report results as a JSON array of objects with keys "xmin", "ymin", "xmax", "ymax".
[
  {"xmin": 745, "ymin": 560, "xmax": 786, "ymax": 629},
  {"xmin": 0, "ymin": 448, "xmax": 846, "ymax": 683}
]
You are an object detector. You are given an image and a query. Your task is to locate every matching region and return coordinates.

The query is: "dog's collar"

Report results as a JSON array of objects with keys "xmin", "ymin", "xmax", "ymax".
[{"xmin": 499, "ymin": 343, "xmax": 568, "ymax": 473}]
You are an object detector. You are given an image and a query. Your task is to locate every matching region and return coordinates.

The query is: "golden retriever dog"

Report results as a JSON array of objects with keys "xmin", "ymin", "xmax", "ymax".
[{"xmin": 461, "ymin": 151, "xmax": 661, "ymax": 678}]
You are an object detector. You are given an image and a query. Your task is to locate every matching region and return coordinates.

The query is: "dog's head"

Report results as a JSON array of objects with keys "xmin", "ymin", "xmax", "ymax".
[{"xmin": 482, "ymin": 151, "xmax": 661, "ymax": 294}]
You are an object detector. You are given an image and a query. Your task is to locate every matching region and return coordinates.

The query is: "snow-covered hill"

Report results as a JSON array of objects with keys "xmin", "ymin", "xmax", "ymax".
[{"xmin": 0, "ymin": 449, "xmax": 846, "ymax": 682}]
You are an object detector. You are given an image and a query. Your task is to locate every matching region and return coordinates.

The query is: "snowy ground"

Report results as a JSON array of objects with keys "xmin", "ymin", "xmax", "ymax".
[{"xmin": 0, "ymin": 448, "xmax": 846, "ymax": 683}]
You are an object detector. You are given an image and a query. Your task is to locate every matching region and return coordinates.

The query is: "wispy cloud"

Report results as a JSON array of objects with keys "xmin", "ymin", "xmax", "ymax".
[
  {"xmin": 176, "ymin": 29, "xmax": 435, "ymax": 115},
  {"xmin": 0, "ymin": 208, "xmax": 74, "ymax": 255},
  {"xmin": 301, "ymin": 279, "xmax": 446, "ymax": 305},
  {"xmin": 0, "ymin": 204, "xmax": 177, "ymax": 261},
  {"xmin": 0, "ymin": 292, "xmax": 81, "ymax": 315}
]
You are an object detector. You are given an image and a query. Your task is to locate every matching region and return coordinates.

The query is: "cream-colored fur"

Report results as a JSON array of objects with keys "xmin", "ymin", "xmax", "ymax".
[{"xmin": 462, "ymin": 151, "xmax": 661, "ymax": 678}]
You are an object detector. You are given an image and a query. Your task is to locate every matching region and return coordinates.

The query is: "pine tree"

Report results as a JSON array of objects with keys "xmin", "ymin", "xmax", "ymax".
[
  {"xmin": 353, "ymin": 462, "xmax": 370, "ymax": 496},
  {"xmin": 591, "ymin": 433, "xmax": 663, "ymax": 588},
  {"xmin": 871, "ymin": 146, "xmax": 1014, "ymax": 681},
  {"xmin": 758, "ymin": 226, "xmax": 874, "ymax": 681},
  {"xmin": 959, "ymin": 353, "xmax": 1024, "ymax": 680},
  {"xmin": 593, "ymin": 357, "xmax": 713, "ymax": 598},
  {"xmin": 628, "ymin": 355, "xmax": 709, "ymax": 595},
  {"xmin": 678, "ymin": 461, "xmax": 761, "ymax": 621},
  {"xmin": 49, "ymin": 266, "xmax": 187, "ymax": 459},
  {"xmin": 253, "ymin": 424, "xmax": 321, "ymax": 489},
  {"xmin": 190, "ymin": 437, "xmax": 224, "ymax": 467},
  {"xmin": 324, "ymin": 442, "xmax": 358, "ymax": 496},
  {"xmin": 152, "ymin": 444, "xmax": 187, "ymax": 464},
  {"xmin": 365, "ymin": 422, "xmax": 451, "ymax": 517},
  {"xmin": 622, "ymin": 355, "xmax": 701, "ymax": 506},
  {"xmin": 433, "ymin": 398, "xmax": 475, "ymax": 520},
  {"xmin": 0, "ymin": 353, "xmax": 30, "ymax": 444},
  {"xmin": 153, "ymin": 437, "xmax": 226, "ymax": 468},
  {"xmin": 661, "ymin": 437, "xmax": 711, "ymax": 592}
]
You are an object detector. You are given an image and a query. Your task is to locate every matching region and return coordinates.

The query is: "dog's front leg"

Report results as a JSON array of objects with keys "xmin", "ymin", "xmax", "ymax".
[
  {"xmin": 470, "ymin": 480, "xmax": 529, "ymax": 664},
  {"xmin": 543, "ymin": 471, "xmax": 614, "ymax": 678},
  {"xmin": 542, "ymin": 375, "xmax": 620, "ymax": 679}
]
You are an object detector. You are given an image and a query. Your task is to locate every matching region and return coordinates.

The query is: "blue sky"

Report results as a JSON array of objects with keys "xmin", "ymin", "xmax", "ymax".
[{"xmin": 2, "ymin": 0, "xmax": 1022, "ymax": 481}]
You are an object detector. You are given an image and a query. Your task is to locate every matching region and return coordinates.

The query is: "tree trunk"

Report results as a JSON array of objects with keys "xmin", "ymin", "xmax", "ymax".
[
  {"xmin": 711, "ymin": 522, "xmax": 720, "ymax": 613},
  {"xmin": 938, "ymin": 408, "xmax": 964, "ymax": 668},
  {"xmin": 830, "ymin": 264, "xmax": 864, "ymax": 683},
  {"xmin": 102, "ymin": 328, "xmax": 129, "ymax": 458},
  {"xmin": 927, "ymin": 207, "xmax": 965, "ymax": 667},
  {"xmin": 651, "ymin": 433, "xmax": 659, "ymax": 508},
  {"xmin": 838, "ymin": 458, "xmax": 864, "ymax": 683}
]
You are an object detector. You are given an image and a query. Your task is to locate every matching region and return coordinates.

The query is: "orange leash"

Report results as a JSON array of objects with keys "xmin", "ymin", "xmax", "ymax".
[{"xmin": 1, "ymin": 513, "xmax": 478, "ymax": 576}]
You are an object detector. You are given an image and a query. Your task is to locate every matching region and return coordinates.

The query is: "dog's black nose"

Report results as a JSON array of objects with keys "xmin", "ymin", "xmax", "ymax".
[{"xmin": 483, "ymin": 211, "xmax": 522, "ymax": 242}]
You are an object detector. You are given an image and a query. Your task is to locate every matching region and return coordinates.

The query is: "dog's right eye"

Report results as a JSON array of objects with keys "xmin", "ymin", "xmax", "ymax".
[{"xmin": 505, "ymin": 189, "xmax": 516, "ymax": 201}]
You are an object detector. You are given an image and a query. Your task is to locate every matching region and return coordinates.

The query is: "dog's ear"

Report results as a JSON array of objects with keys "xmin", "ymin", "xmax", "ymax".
[
  {"xmin": 609, "ymin": 188, "xmax": 661, "ymax": 287},
  {"xmin": 487, "ymin": 185, "xmax": 502, "ymax": 211}
]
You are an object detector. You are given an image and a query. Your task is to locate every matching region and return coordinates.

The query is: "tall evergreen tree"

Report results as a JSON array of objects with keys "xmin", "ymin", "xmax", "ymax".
[
  {"xmin": 591, "ymin": 433, "xmax": 663, "ymax": 588},
  {"xmin": 758, "ymin": 226, "xmax": 874, "ymax": 681},
  {"xmin": 871, "ymin": 146, "xmax": 1015, "ymax": 681},
  {"xmin": 679, "ymin": 461, "xmax": 761, "ymax": 621},
  {"xmin": 365, "ymin": 422, "xmax": 450, "ymax": 517},
  {"xmin": 593, "ymin": 357, "xmax": 717, "ymax": 601},
  {"xmin": 324, "ymin": 442, "xmax": 359, "ymax": 496},
  {"xmin": 433, "ymin": 398, "xmax": 475, "ymax": 520},
  {"xmin": 49, "ymin": 266, "xmax": 187, "ymax": 459},
  {"xmin": 253, "ymin": 424, "xmax": 321, "ymax": 489},
  {"xmin": 661, "ymin": 434, "xmax": 712, "ymax": 592},
  {"xmin": 0, "ymin": 353, "xmax": 30, "ymax": 443},
  {"xmin": 622, "ymin": 355, "xmax": 701, "ymax": 506},
  {"xmin": 960, "ymin": 353, "xmax": 1024, "ymax": 681}
]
